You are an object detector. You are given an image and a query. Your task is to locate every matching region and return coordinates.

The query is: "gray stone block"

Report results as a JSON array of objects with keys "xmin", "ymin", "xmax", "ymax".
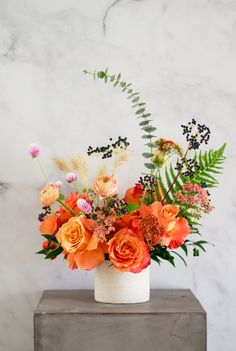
[{"xmin": 34, "ymin": 290, "xmax": 206, "ymax": 351}]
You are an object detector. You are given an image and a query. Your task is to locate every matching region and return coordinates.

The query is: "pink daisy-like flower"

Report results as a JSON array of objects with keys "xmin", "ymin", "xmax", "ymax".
[
  {"xmin": 76, "ymin": 198, "xmax": 92, "ymax": 214},
  {"xmin": 65, "ymin": 172, "xmax": 78, "ymax": 183},
  {"xmin": 28, "ymin": 143, "xmax": 40, "ymax": 158}
]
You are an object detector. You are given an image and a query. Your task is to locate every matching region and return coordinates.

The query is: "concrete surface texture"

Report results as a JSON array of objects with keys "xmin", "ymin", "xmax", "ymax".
[{"xmin": 34, "ymin": 290, "xmax": 206, "ymax": 351}]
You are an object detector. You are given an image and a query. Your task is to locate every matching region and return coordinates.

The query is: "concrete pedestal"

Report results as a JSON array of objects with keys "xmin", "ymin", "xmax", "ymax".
[{"xmin": 34, "ymin": 289, "xmax": 206, "ymax": 351}]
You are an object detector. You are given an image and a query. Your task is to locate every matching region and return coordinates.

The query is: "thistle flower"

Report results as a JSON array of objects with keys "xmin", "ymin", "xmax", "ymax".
[
  {"xmin": 28, "ymin": 143, "xmax": 40, "ymax": 158},
  {"xmin": 76, "ymin": 198, "xmax": 92, "ymax": 214},
  {"xmin": 66, "ymin": 172, "xmax": 78, "ymax": 183}
]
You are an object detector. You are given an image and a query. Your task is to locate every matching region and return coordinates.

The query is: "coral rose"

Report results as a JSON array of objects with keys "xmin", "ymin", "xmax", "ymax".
[
  {"xmin": 107, "ymin": 228, "xmax": 150, "ymax": 273},
  {"xmin": 94, "ymin": 175, "xmax": 118, "ymax": 198},
  {"xmin": 40, "ymin": 184, "xmax": 59, "ymax": 207},
  {"xmin": 56, "ymin": 216, "xmax": 105, "ymax": 270},
  {"xmin": 140, "ymin": 201, "xmax": 190, "ymax": 249}
]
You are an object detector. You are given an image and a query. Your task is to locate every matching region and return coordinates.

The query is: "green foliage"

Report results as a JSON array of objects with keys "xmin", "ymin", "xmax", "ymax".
[
  {"xmin": 83, "ymin": 68, "xmax": 157, "ymax": 173},
  {"xmin": 127, "ymin": 202, "xmax": 140, "ymax": 214},
  {"xmin": 192, "ymin": 143, "xmax": 226, "ymax": 188},
  {"xmin": 151, "ymin": 245, "xmax": 188, "ymax": 267},
  {"xmin": 155, "ymin": 144, "xmax": 226, "ymax": 203}
]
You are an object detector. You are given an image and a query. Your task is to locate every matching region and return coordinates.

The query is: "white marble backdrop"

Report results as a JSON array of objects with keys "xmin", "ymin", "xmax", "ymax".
[{"xmin": 0, "ymin": 0, "xmax": 235, "ymax": 350}]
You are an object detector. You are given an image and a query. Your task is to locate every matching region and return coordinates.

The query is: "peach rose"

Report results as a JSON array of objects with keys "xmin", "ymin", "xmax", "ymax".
[
  {"xmin": 93, "ymin": 175, "xmax": 118, "ymax": 198},
  {"xmin": 56, "ymin": 217, "xmax": 90, "ymax": 253},
  {"xmin": 56, "ymin": 217, "xmax": 105, "ymax": 270},
  {"xmin": 108, "ymin": 228, "xmax": 150, "ymax": 273},
  {"xmin": 40, "ymin": 184, "xmax": 59, "ymax": 207}
]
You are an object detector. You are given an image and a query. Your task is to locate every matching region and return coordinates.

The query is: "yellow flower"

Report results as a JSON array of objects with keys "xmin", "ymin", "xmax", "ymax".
[{"xmin": 40, "ymin": 184, "xmax": 59, "ymax": 206}]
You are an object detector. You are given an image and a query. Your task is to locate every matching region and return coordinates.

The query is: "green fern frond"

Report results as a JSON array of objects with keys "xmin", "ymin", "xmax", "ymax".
[{"xmin": 192, "ymin": 143, "xmax": 226, "ymax": 188}]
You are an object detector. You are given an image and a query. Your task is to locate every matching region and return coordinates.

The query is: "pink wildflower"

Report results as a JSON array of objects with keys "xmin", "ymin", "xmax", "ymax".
[
  {"xmin": 77, "ymin": 198, "xmax": 92, "ymax": 214},
  {"xmin": 28, "ymin": 143, "xmax": 40, "ymax": 158},
  {"xmin": 65, "ymin": 172, "xmax": 77, "ymax": 183}
]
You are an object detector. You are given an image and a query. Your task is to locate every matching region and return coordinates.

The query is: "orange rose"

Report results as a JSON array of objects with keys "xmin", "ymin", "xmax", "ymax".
[
  {"xmin": 56, "ymin": 217, "xmax": 105, "ymax": 270},
  {"xmin": 40, "ymin": 184, "xmax": 59, "ymax": 206},
  {"xmin": 93, "ymin": 175, "xmax": 118, "ymax": 198},
  {"xmin": 108, "ymin": 228, "xmax": 150, "ymax": 273}
]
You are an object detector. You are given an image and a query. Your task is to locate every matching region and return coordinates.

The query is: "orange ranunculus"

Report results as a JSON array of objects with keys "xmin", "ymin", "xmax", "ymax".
[
  {"xmin": 107, "ymin": 227, "xmax": 150, "ymax": 273},
  {"xmin": 140, "ymin": 201, "xmax": 190, "ymax": 249},
  {"xmin": 57, "ymin": 192, "xmax": 80, "ymax": 224},
  {"xmin": 93, "ymin": 175, "xmax": 118, "ymax": 198},
  {"xmin": 56, "ymin": 216, "xmax": 105, "ymax": 270},
  {"xmin": 40, "ymin": 215, "xmax": 59, "ymax": 234},
  {"xmin": 40, "ymin": 184, "xmax": 59, "ymax": 206}
]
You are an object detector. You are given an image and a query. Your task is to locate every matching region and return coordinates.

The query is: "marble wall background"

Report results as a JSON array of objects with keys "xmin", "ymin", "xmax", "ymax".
[{"xmin": 0, "ymin": 0, "xmax": 236, "ymax": 350}]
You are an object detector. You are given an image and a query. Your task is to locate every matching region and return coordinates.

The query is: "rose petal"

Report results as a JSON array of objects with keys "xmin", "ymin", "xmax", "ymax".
[{"xmin": 75, "ymin": 248, "xmax": 104, "ymax": 270}]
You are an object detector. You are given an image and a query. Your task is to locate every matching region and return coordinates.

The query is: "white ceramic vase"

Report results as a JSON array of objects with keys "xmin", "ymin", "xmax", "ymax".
[{"xmin": 94, "ymin": 260, "xmax": 150, "ymax": 304}]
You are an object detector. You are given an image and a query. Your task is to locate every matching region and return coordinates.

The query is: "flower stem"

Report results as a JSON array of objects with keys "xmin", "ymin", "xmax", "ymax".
[
  {"xmin": 57, "ymin": 199, "xmax": 79, "ymax": 216},
  {"xmin": 161, "ymin": 144, "xmax": 190, "ymax": 204},
  {"xmin": 35, "ymin": 158, "xmax": 48, "ymax": 183}
]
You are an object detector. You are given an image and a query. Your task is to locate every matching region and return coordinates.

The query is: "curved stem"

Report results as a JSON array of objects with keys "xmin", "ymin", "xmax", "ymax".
[{"xmin": 161, "ymin": 144, "xmax": 190, "ymax": 204}]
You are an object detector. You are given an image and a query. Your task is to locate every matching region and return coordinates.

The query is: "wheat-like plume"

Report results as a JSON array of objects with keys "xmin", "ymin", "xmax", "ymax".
[
  {"xmin": 113, "ymin": 148, "xmax": 132, "ymax": 174},
  {"xmin": 53, "ymin": 157, "xmax": 71, "ymax": 172},
  {"xmin": 70, "ymin": 154, "xmax": 89, "ymax": 186}
]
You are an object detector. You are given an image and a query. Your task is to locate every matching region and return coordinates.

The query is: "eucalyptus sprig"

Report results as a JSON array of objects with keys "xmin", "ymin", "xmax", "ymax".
[{"xmin": 83, "ymin": 68, "xmax": 157, "ymax": 173}]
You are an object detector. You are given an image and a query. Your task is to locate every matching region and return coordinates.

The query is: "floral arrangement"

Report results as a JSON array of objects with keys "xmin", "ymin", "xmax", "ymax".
[{"xmin": 30, "ymin": 69, "xmax": 226, "ymax": 273}]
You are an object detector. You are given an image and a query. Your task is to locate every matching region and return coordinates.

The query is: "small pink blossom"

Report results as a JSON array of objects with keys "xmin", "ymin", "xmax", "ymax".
[
  {"xmin": 65, "ymin": 172, "xmax": 77, "ymax": 183},
  {"xmin": 28, "ymin": 143, "xmax": 40, "ymax": 158},
  {"xmin": 55, "ymin": 180, "xmax": 63, "ymax": 188},
  {"xmin": 76, "ymin": 198, "xmax": 92, "ymax": 214}
]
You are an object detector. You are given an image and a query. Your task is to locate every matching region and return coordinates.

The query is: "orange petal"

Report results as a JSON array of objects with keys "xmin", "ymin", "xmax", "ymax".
[
  {"xmin": 40, "ymin": 215, "xmax": 58, "ymax": 234},
  {"xmin": 150, "ymin": 201, "xmax": 163, "ymax": 217},
  {"xmin": 87, "ymin": 235, "xmax": 99, "ymax": 250},
  {"xmin": 75, "ymin": 248, "xmax": 104, "ymax": 270},
  {"xmin": 66, "ymin": 253, "xmax": 78, "ymax": 270},
  {"xmin": 139, "ymin": 204, "xmax": 152, "ymax": 218}
]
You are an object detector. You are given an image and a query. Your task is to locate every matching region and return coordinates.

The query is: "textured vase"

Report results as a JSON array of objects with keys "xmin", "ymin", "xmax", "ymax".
[{"xmin": 94, "ymin": 260, "xmax": 150, "ymax": 304}]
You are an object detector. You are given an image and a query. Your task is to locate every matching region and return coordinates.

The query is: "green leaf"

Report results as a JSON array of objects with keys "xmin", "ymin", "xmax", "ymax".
[
  {"xmin": 144, "ymin": 163, "xmax": 156, "ymax": 169},
  {"xmin": 181, "ymin": 244, "xmax": 188, "ymax": 256},
  {"xmin": 142, "ymin": 126, "xmax": 157, "ymax": 133},
  {"xmin": 42, "ymin": 234, "xmax": 58, "ymax": 242},
  {"xmin": 36, "ymin": 249, "xmax": 46, "ymax": 255},
  {"xmin": 145, "ymin": 142, "xmax": 157, "ymax": 148},
  {"xmin": 45, "ymin": 246, "xmax": 63, "ymax": 259},
  {"xmin": 127, "ymin": 202, "xmax": 140, "ymax": 214},
  {"xmin": 142, "ymin": 153, "xmax": 153, "ymax": 158},
  {"xmin": 142, "ymin": 135, "xmax": 156, "ymax": 139},
  {"xmin": 136, "ymin": 108, "xmax": 146, "ymax": 115},
  {"xmin": 139, "ymin": 120, "xmax": 151, "ymax": 126},
  {"xmin": 172, "ymin": 251, "xmax": 187, "ymax": 267}
]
